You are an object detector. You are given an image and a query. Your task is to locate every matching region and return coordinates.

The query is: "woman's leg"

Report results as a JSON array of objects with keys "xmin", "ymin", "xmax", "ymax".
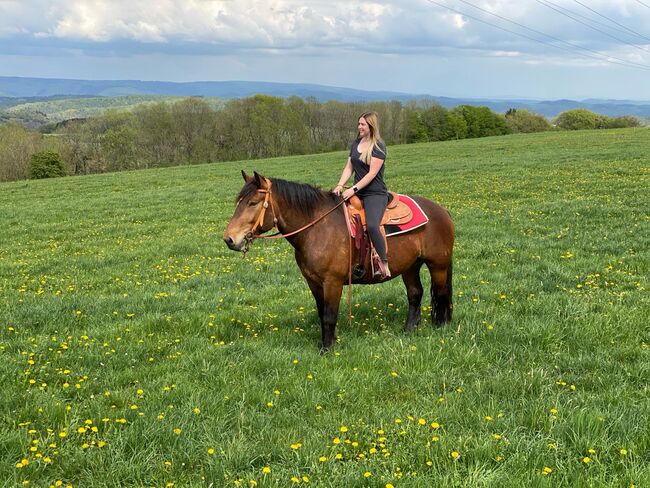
[{"xmin": 363, "ymin": 194, "xmax": 389, "ymax": 262}]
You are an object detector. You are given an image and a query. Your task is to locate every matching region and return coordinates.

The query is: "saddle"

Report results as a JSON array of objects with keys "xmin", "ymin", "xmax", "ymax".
[{"xmin": 347, "ymin": 192, "xmax": 413, "ymax": 228}]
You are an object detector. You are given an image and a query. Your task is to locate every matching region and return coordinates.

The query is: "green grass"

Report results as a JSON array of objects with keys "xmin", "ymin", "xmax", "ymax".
[{"xmin": 1, "ymin": 128, "xmax": 649, "ymax": 487}]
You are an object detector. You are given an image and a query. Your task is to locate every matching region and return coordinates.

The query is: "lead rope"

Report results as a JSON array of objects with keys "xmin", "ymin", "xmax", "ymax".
[{"xmin": 344, "ymin": 203, "xmax": 354, "ymax": 328}]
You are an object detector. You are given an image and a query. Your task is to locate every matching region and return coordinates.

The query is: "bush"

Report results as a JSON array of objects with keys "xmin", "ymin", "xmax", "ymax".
[
  {"xmin": 28, "ymin": 150, "xmax": 66, "ymax": 179},
  {"xmin": 554, "ymin": 109, "xmax": 607, "ymax": 130},
  {"xmin": 505, "ymin": 108, "xmax": 552, "ymax": 133}
]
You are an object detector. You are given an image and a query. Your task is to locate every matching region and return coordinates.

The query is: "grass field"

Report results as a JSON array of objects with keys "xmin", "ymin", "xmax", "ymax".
[{"xmin": 1, "ymin": 128, "xmax": 649, "ymax": 487}]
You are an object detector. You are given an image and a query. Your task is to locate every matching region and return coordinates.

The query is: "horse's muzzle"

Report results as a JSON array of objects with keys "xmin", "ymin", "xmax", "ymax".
[{"xmin": 223, "ymin": 232, "xmax": 254, "ymax": 252}]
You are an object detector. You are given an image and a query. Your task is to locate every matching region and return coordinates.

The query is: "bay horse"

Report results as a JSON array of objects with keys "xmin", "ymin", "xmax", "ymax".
[{"xmin": 223, "ymin": 171, "xmax": 454, "ymax": 351}]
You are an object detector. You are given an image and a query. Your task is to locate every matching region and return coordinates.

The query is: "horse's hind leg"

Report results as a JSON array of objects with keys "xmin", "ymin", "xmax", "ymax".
[
  {"xmin": 401, "ymin": 261, "xmax": 424, "ymax": 332},
  {"xmin": 427, "ymin": 261, "xmax": 453, "ymax": 326}
]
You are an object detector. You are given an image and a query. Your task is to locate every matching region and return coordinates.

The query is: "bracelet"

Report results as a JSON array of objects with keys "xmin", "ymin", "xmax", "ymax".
[{"xmin": 352, "ymin": 186, "xmax": 359, "ymax": 193}]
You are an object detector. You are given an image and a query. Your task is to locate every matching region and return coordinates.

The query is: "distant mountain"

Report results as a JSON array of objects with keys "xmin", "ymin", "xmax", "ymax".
[{"xmin": 1, "ymin": 76, "xmax": 650, "ymax": 118}]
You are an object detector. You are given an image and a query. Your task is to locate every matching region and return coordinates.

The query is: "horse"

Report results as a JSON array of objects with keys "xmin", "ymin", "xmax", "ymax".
[{"xmin": 223, "ymin": 171, "xmax": 455, "ymax": 352}]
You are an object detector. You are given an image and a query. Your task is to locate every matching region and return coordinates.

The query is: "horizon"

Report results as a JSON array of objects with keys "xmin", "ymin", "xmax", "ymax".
[
  {"xmin": 3, "ymin": 75, "xmax": 650, "ymax": 104},
  {"xmin": 1, "ymin": 1, "xmax": 650, "ymax": 100}
]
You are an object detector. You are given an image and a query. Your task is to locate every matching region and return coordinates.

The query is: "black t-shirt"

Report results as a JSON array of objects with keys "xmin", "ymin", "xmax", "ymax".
[{"xmin": 349, "ymin": 139, "xmax": 387, "ymax": 197}]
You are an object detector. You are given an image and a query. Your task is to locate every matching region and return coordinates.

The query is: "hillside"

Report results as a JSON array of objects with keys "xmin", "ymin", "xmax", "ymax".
[
  {"xmin": 2, "ymin": 76, "xmax": 650, "ymax": 118},
  {"xmin": 1, "ymin": 130, "xmax": 649, "ymax": 486}
]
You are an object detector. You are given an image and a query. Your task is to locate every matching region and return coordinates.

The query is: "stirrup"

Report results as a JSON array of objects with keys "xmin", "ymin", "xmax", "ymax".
[{"xmin": 374, "ymin": 260, "xmax": 391, "ymax": 279}]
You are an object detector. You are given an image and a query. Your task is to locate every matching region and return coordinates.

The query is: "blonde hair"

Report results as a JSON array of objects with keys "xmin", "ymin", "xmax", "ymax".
[{"xmin": 358, "ymin": 111, "xmax": 385, "ymax": 165}]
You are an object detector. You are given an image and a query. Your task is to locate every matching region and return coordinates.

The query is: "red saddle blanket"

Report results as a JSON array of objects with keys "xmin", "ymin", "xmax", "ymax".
[{"xmin": 347, "ymin": 194, "xmax": 429, "ymax": 238}]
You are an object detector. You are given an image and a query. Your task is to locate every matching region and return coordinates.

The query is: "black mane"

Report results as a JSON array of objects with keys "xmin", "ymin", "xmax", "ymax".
[{"xmin": 237, "ymin": 177, "xmax": 337, "ymax": 216}]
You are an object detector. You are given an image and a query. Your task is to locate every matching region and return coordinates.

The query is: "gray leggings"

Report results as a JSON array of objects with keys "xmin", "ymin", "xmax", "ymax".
[{"xmin": 362, "ymin": 193, "xmax": 389, "ymax": 262}]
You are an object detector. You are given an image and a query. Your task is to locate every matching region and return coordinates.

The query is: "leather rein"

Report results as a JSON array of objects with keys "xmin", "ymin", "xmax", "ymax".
[{"xmin": 248, "ymin": 180, "xmax": 347, "ymax": 240}]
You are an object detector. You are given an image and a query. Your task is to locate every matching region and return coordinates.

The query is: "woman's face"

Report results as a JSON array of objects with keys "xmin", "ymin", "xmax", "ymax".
[{"xmin": 358, "ymin": 117, "xmax": 370, "ymax": 138}]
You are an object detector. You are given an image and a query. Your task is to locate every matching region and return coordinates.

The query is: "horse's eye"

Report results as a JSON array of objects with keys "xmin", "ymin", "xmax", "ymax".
[{"xmin": 248, "ymin": 201, "xmax": 259, "ymax": 207}]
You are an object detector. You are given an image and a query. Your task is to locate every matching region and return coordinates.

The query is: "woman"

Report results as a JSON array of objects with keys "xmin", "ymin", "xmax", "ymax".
[{"xmin": 334, "ymin": 111, "xmax": 390, "ymax": 279}]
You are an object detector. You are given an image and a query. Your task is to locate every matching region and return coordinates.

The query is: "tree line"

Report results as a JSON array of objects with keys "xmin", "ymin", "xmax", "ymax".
[{"xmin": 0, "ymin": 95, "xmax": 643, "ymax": 182}]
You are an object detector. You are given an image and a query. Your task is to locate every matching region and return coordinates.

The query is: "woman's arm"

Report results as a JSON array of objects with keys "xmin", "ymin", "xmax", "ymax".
[{"xmin": 334, "ymin": 158, "xmax": 353, "ymax": 195}]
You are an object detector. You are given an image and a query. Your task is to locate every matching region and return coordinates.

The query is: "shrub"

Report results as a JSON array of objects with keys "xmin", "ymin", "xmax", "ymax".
[
  {"xmin": 505, "ymin": 108, "xmax": 552, "ymax": 133},
  {"xmin": 554, "ymin": 109, "xmax": 607, "ymax": 130},
  {"xmin": 28, "ymin": 150, "xmax": 66, "ymax": 179}
]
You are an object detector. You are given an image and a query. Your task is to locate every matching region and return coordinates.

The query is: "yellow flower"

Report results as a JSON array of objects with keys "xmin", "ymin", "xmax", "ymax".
[
  {"xmin": 193, "ymin": 407, "xmax": 201, "ymax": 414},
  {"xmin": 386, "ymin": 484, "xmax": 395, "ymax": 488},
  {"xmin": 333, "ymin": 437, "xmax": 341, "ymax": 444},
  {"xmin": 173, "ymin": 428, "xmax": 181, "ymax": 435},
  {"xmin": 290, "ymin": 442, "xmax": 302, "ymax": 450},
  {"xmin": 302, "ymin": 476, "xmax": 309, "ymax": 483},
  {"xmin": 290, "ymin": 476, "xmax": 300, "ymax": 484},
  {"xmin": 583, "ymin": 457, "xmax": 590, "ymax": 464},
  {"xmin": 493, "ymin": 433, "xmax": 502, "ymax": 440},
  {"xmin": 484, "ymin": 416, "xmax": 493, "ymax": 422},
  {"xmin": 451, "ymin": 451, "xmax": 460, "ymax": 460},
  {"xmin": 418, "ymin": 418, "xmax": 426, "ymax": 425},
  {"xmin": 542, "ymin": 466, "xmax": 553, "ymax": 475},
  {"xmin": 340, "ymin": 426, "xmax": 348, "ymax": 433},
  {"xmin": 77, "ymin": 427, "xmax": 86, "ymax": 434},
  {"xmin": 262, "ymin": 467, "xmax": 271, "ymax": 474},
  {"xmin": 620, "ymin": 448, "xmax": 628, "ymax": 456},
  {"xmin": 430, "ymin": 422, "xmax": 440, "ymax": 429},
  {"xmin": 207, "ymin": 448, "xmax": 215, "ymax": 455},
  {"xmin": 98, "ymin": 441, "xmax": 106, "ymax": 448},
  {"xmin": 319, "ymin": 456, "xmax": 327, "ymax": 462},
  {"xmin": 363, "ymin": 471, "xmax": 372, "ymax": 478},
  {"xmin": 431, "ymin": 435, "xmax": 440, "ymax": 442}
]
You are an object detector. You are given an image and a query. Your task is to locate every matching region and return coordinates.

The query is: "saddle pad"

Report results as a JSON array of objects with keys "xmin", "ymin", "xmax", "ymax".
[
  {"xmin": 347, "ymin": 194, "xmax": 429, "ymax": 238},
  {"xmin": 384, "ymin": 195, "xmax": 429, "ymax": 237}
]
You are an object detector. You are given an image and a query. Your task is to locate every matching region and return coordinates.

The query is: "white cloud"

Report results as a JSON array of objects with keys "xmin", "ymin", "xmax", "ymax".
[{"xmin": 0, "ymin": 0, "xmax": 649, "ymax": 64}]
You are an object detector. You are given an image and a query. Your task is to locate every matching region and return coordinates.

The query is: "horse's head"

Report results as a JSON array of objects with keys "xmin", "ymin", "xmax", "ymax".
[{"xmin": 223, "ymin": 171, "xmax": 275, "ymax": 252}]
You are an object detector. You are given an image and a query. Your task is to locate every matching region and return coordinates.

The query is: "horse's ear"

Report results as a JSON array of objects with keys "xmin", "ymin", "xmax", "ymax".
[
  {"xmin": 241, "ymin": 170, "xmax": 254, "ymax": 184},
  {"xmin": 253, "ymin": 171, "xmax": 270, "ymax": 190}
]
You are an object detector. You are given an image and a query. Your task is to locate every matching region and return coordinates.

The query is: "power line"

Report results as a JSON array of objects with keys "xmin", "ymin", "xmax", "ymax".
[
  {"xmin": 571, "ymin": 0, "xmax": 650, "ymax": 43},
  {"xmin": 537, "ymin": 0, "xmax": 641, "ymax": 40},
  {"xmin": 536, "ymin": 0, "xmax": 650, "ymax": 54},
  {"xmin": 535, "ymin": 0, "xmax": 650, "ymax": 57},
  {"xmin": 633, "ymin": 0, "xmax": 650, "ymax": 10},
  {"xmin": 431, "ymin": 0, "xmax": 650, "ymax": 71}
]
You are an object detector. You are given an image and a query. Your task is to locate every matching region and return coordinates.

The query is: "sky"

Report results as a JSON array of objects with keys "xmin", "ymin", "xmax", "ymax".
[{"xmin": 1, "ymin": 0, "xmax": 650, "ymax": 100}]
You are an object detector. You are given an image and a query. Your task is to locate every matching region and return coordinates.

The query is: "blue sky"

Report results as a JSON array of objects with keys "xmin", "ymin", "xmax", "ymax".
[{"xmin": 1, "ymin": 0, "xmax": 650, "ymax": 100}]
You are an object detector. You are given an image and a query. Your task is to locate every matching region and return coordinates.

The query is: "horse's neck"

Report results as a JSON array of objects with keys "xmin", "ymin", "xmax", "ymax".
[{"xmin": 274, "ymin": 196, "xmax": 334, "ymax": 239}]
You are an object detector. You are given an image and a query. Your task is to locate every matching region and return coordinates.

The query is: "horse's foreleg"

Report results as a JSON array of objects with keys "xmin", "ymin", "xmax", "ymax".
[
  {"xmin": 306, "ymin": 278, "xmax": 325, "ymax": 325},
  {"xmin": 320, "ymin": 281, "xmax": 343, "ymax": 352},
  {"xmin": 401, "ymin": 262, "xmax": 424, "ymax": 332}
]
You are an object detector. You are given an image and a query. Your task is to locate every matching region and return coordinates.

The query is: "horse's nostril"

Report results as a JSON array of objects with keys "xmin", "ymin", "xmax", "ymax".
[{"xmin": 224, "ymin": 236, "xmax": 234, "ymax": 245}]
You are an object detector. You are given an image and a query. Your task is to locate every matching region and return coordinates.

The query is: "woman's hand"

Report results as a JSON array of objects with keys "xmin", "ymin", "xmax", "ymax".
[
  {"xmin": 333, "ymin": 184, "xmax": 343, "ymax": 196},
  {"xmin": 341, "ymin": 188, "xmax": 356, "ymax": 200}
]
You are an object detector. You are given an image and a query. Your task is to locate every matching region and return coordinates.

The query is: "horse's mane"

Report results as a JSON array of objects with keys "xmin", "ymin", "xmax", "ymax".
[{"xmin": 237, "ymin": 177, "xmax": 337, "ymax": 217}]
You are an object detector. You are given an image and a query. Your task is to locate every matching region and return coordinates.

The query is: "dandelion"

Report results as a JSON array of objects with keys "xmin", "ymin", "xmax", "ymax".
[
  {"xmin": 262, "ymin": 467, "xmax": 271, "ymax": 474},
  {"xmin": 98, "ymin": 441, "xmax": 106, "ymax": 448},
  {"xmin": 431, "ymin": 435, "xmax": 440, "ymax": 442},
  {"xmin": 340, "ymin": 426, "xmax": 348, "ymax": 433},
  {"xmin": 418, "ymin": 418, "xmax": 426, "ymax": 425},
  {"xmin": 583, "ymin": 457, "xmax": 591, "ymax": 464},
  {"xmin": 290, "ymin": 442, "xmax": 302, "ymax": 450},
  {"xmin": 290, "ymin": 477, "xmax": 300, "ymax": 484},
  {"xmin": 333, "ymin": 437, "xmax": 341, "ymax": 444},
  {"xmin": 364, "ymin": 471, "xmax": 372, "ymax": 478},
  {"xmin": 386, "ymin": 484, "xmax": 395, "ymax": 488},
  {"xmin": 430, "ymin": 421, "xmax": 440, "ymax": 429},
  {"xmin": 542, "ymin": 466, "xmax": 553, "ymax": 475},
  {"xmin": 450, "ymin": 451, "xmax": 460, "ymax": 460},
  {"xmin": 319, "ymin": 456, "xmax": 327, "ymax": 462},
  {"xmin": 620, "ymin": 448, "xmax": 628, "ymax": 456},
  {"xmin": 193, "ymin": 407, "xmax": 201, "ymax": 414},
  {"xmin": 173, "ymin": 428, "xmax": 181, "ymax": 435},
  {"xmin": 302, "ymin": 476, "xmax": 310, "ymax": 483},
  {"xmin": 484, "ymin": 416, "xmax": 493, "ymax": 422},
  {"xmin": 493, "ymin": 433, "xmax": 502, "ymax": 440},
  {"xmin": 207, "ymin": 448, "xmax": 215, "ymax": 455}
]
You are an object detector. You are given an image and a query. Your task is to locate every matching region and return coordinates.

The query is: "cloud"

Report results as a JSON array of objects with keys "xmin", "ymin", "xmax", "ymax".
[{"xmin": 0, "ymin": 0, "xmax": 649, "ymax": 64}]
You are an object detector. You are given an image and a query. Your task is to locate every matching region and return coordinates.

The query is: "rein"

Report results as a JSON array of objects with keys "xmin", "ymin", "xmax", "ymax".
[{"xmin": 251, "ymin": 181, "xmax": 347, "ymax": 240}]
